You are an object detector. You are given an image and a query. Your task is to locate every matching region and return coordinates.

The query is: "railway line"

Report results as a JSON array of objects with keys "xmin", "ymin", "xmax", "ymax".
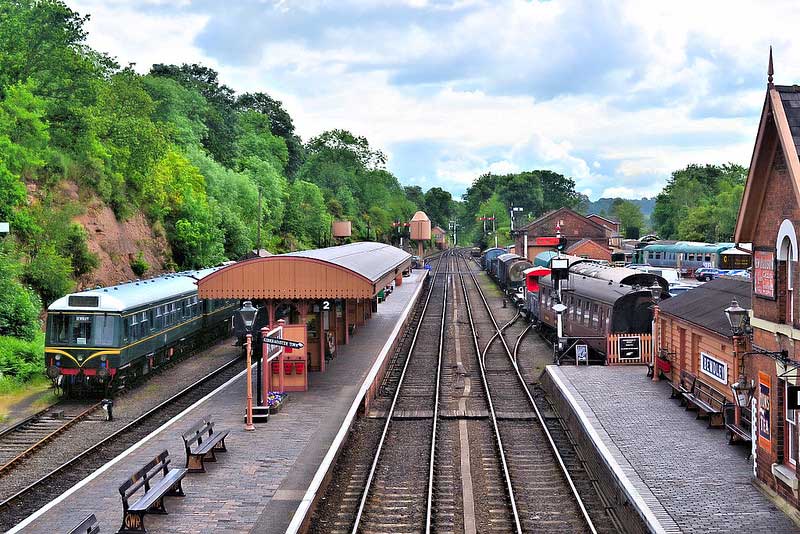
[
  {"xmin": 0, "ymin": 353, "xmax": 244, "ymax": 531},
  {"xmin": 311, "ymin": 249, "xmax": 621, "ymax": 533}
]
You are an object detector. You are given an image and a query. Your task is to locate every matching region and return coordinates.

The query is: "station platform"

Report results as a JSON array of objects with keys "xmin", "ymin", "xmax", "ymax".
[
  {"xmin": 543, "ymin": 365, "xmax": 800, "ymax": 534},
  {"xmin": 11, "ymin": 270, "xmax": 427, "ymax": 534}
]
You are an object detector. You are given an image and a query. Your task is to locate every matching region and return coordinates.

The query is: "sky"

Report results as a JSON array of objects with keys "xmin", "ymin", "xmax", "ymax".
[{"xmin": 67, "ymin": 0, "xmax": 800, "ymax": 200}]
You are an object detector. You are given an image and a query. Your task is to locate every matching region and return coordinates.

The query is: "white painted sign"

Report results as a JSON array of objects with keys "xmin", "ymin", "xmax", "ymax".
[
  {"xmin": 0, "ymin": 222, "xmax": 8, "ymax": 233},
  {"xmin": 700, "ymin": 352, "xmax": 728, "ymax": 384}
]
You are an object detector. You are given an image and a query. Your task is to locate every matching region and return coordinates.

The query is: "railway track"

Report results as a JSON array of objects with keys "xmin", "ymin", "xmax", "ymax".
[
  {"xmin": 311, "ymin": 249, "xmax": 619, "ymax": 533},
  {"xmin": 0, "ymin": 354, "xmax": 244, "ymax": 531},
  {"xmin": 0, "ymin": 401, "xmax": 101, "ymax": 476},
  {"xmin": 457, "ymin": 252, "xmax": 597, "ymax": 533}
]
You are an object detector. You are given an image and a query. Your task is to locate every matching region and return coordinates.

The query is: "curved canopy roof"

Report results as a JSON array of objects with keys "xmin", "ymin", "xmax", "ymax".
[{"xmin": 198, "ymin": 242, "xmax": 411, "ymax": 300}]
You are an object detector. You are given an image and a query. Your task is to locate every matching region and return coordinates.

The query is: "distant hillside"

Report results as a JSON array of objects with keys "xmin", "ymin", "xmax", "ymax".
[{"xmin": 580, "ymin": 197, "xmax": 656, "ymax": 220}]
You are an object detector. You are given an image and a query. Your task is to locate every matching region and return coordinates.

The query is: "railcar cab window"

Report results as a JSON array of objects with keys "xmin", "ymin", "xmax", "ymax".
[{"xmin": 50, "ymin": 314, "xmax": 117, "ymax": 346}]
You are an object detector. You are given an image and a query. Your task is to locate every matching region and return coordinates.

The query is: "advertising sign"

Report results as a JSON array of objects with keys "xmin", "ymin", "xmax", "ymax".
[
  {"xmin": 758, "ymin": 371, "xmax": 771, "ymax": 453},
  {"xmin": 754, "ymin": 249, "xmax": 776, "ymax": 299},
  {"xmin": 576, "ymin": 344, "xmax": 588, "ymax": 362},
  {"xmin": 700, "ymin": 352, "xmax": 728, "ymax": 384},
  {"xmin": 619, "ymin": 337, "xmax": 640, "ymax": 361}
]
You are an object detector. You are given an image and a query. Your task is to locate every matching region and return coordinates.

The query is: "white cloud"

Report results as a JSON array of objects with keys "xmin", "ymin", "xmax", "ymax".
[{"xmin": 64, "ymin": 0, "xmax": 799, "ymax": 200}]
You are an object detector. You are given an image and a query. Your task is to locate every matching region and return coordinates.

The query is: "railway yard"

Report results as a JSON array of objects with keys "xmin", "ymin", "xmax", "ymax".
[{"xmin": 1, "ymin": 246, "xmax": 791, "ymax": 534}]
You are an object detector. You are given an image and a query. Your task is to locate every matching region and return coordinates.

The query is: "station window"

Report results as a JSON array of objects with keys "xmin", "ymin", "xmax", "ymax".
[{"xmin": 787, "ymin": 382, "xmax": 798, "ymax": 466}]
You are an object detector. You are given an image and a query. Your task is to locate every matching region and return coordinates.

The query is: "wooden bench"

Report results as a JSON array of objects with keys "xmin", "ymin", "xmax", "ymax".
[
  {"xmin": 117, "ymin": 450, "xmax": 187, "ymax": 533},
  {"xmin": 669, "ymin": 370, "xmax": 696, "ymax": 405},
  {"xmin": 724, "ymin": 403, "xmax": 753, "ymax": 457},
  {"xmin": 181, "ymin": 418, "xmax": 229, "ymax": 473},
  {"xmin": 683, "ymin": 379, "xmax": 725, "ymax": 428},
  {"xmin": 69, "ymin": 514, "xmax": 99, "ymax": 534}
]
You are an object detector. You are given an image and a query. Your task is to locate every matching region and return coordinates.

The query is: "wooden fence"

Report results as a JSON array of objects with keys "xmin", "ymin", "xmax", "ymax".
[{"xmin": 606, "ymin": 333, "xmax": 653, "ymax": 365}]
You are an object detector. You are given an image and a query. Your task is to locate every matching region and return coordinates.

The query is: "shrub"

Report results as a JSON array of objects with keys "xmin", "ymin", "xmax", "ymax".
[
  {"xmin": 23, "ymin": 245, "xmax": 74, "ymax": 306},
  {"xmin": 0, "ymin": 333, "xmax": 44, "ymax": 383},
  {"xmin": 63, "ymin": 223, "xmax": 99, "ymax": 276},
  {"xmin": 0, "ymin": 244, "xmax": 41, "ymax": 340},
  {"xmin": 131, "ymin": 251, "xmax": 149, "ymax": 277}
]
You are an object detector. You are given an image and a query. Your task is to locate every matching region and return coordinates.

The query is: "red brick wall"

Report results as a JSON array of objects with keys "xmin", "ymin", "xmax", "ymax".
[
  {"xmin": 516, "ymin": 209, "xmax": 609, "ymax": 256},
  {"xmin": 567, "ymin": 240, "xmax": 612, "ymax": 262}
]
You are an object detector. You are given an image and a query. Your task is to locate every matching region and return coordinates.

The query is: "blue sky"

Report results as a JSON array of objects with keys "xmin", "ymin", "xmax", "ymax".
[{"xmin": 69, "ymin": 0, "xmax": 800, "ymax": 200}]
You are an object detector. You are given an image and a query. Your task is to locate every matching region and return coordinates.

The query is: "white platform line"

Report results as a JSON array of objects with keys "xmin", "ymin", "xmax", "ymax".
[
  {"xmin": 8, "ymin": 368, "xmax": 247, "ymax": 534},
  {"xmin": 547, "ymin": 367, "xmax": 668, "ymax": 534},
  {"xmin": 285, "ymin": 272, "xmax": 426, "ymax": 534}
]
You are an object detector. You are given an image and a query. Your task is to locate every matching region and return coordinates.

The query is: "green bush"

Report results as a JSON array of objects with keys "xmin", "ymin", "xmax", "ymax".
[
  {"xmin": 23, "ymin": 245, "xmax": 74, "ymax": 306},
  {"xmin": 0, "ymin": 244, "xmax": 41, "ymax": 340},
  {"xmin": 0, "ymin": 333, "xmax": 44, "ymax": 382},
  {"xmin": 131, "ymin": 251, "xmax": 149, "ymax": 277},
  {"xmin": 63, "ymin": 223, "xmax": 99, "ymax": 276}
]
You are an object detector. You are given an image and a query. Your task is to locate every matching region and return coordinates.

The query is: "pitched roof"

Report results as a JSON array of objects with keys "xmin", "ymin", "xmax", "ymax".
[
  {"xmin": 586, "ymin": 213, "xmax": 619, "ymax": 225},
  {"xmin": 517, "ymin": 207, "xmax": 608, "ymax": 234},
  {"xmin": 736, "ymin": 81, "xmax": 800, "ymax": 241},
  {"xmin": 658, "ymin": 278, "xmax": 751, "ymax": 338},
  {"xmin": 565, "ymin": 238, "xmax": 609, "ymax": 253}
]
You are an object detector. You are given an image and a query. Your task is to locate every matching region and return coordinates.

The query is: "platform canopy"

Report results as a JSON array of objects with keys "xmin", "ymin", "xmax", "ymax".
[{"xmin": 198, "ymin": 242, "xmax": 412, "ymax": 300}]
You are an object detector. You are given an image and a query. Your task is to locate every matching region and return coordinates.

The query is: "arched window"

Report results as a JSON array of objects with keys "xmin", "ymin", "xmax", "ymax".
[{"xmin": 777, "ymin": 219, "xmax": 798, "ymax": 324}]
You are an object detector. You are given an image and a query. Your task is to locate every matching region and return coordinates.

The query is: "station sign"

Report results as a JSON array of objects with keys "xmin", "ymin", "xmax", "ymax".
[
  {"xmin": 700, "ymin": 352, "xmax": 728, "ymax": 384},
  {"xmin": 576, "ymin": 344, "xmax": 588, "ymax": 362},
  {"xmin": 264, "ymin": 337, "xmax": 304, "ymax": 350},
  {"xmin": 535, "ymin": 236, "xmax": 560, "ymax": 246},
  {"xmin": 0, "ymin": 222, "xmax": 8, "ymax": 233},
  {"xmin": 618, "ymin": 337, "xmax": 640, "ymax": 361}
]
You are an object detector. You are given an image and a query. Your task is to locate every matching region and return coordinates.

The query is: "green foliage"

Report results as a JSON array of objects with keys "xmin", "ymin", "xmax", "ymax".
[
  {"xmin": 0, "ymin": 244, "xmax": 41, "ymax": 341},
  {"xmin": 283, "ymin": 180, "xmax": 331, "ymax": 248},
  {"xmin": 423, "ymin": 187, "xmax": 453, "ymax": 227},
  {"xmin": 0, "ymin": 333, "xmax": 44, "ymax": 382},
  {"xmin": 652, "ymin": 163, "xmax": 746, "ymax": 240},
  {"xmin": 63, "ymin": 223, "xmax": 98, "ymax": 276},
  {"xmin": 131, "ymin": 251, "xmax": 149, "ymax": 277},
  {"xmin": 610, "ymin": 199, "xmax": 645, "ymax": 238},
  {"xmin": 141, "ymin": 75, "xmax": 209, "ymax": 148},
  {"xmin": 23, "ymin": 244, "xmax": 73, "ymax": 306}
]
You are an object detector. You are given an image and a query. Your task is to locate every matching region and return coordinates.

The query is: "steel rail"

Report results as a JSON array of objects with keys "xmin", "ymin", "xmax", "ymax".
[
  {"xmin": 512, "ymin": 322, "xmax": 535, "ymax": 363},
  {"xmin": 350, "ymin": 250, "xmax": 449, "ymax": 534},
  {"xmin": 457, "ymin": 258, "xmax": 523, "ymax": 534},
  {"xmin": 0, "ymin": 353, "xmax": 244, "ymax": 515},
  {"xmin": 0, "ymin": 401, "xmax": 102, "ymax": 476},
  {"xmin": 458, "ymin": 251, "xmax": 599, "ymax": 534}
]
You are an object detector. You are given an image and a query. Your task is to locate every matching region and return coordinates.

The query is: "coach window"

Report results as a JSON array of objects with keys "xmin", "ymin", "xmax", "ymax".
[
  {"xmin": 592, "ymin": 304, "xmax": 599, "ymax": 327},
  {"xmin": 787, "ymin": 382, "xmax": 798, "ymax": 466},
  {"xmin": 52, "ymin": 315, "xmax": 69, "ymax": 343}
]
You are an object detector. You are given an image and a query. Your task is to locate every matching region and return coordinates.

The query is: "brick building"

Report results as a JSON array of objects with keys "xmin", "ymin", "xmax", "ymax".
[
  {"xmin": 514, "ymin": 207, "xmax": 612, "ymax": 262},
  {"xmin": 565, "ymin": 238, "xmax": 612, "ymax": 263},
  {"xmin": 735, "ymin": 54, "xmax": 800, "ymax": 510},
  {"xmin": 431, "ymin": 225, "xmax": 447, "ymax": 250},
  {"xmin": 586, "ymin": 213, "xmax": 620, "ymax": 234},
  {"xmin": 658, "ymin": 278, "xmax": 751, "ymax": 405}
]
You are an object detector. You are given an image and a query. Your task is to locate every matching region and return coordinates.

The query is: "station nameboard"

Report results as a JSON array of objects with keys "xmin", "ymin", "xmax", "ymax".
[
  {"xmin": 753, "ymin": 249, "xmax": 776, "ymax": 299},
  {"xmin": 618, "ymin": 337, "xmax": 640, "ymax": 361},
  {"xmin": 700, "ymin": 352, "xmax": 727, "ymax": 384}
]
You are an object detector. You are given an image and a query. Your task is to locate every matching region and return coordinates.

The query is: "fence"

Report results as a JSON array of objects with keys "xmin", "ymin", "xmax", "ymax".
[{"xmin": 606, "ymin": 333, "xmax": 654, "ymax": 365}]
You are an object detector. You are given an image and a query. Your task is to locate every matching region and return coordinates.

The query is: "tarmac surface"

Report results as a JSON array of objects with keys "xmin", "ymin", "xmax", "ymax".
[
  {"xmin": 548, "ymin": 365, "xmax": 800, "ymax": 534},
  {"xmin": 11, "ymin": 270, "xmax": 425, "ymax": 534}
]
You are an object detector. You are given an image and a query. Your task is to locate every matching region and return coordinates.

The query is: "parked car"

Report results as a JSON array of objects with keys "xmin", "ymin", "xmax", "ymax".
[
  {"xmin": 694, "ymin": 267, "xmax": 720, "ymax": 281},
  {"xmin": 669, "ymin": 283, "xmax": 696, "ymax": 297}
]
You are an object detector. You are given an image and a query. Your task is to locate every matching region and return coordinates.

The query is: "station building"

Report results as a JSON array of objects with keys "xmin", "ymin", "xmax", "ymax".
[
  {"xmin": 432, "ymin": 225, "xmax": 447, "ymax": 249},
  {"xmin": 735, "ymin": 55, "xmax": 800, "ymax": 510},
  {"xmin": 657, "ymin": 278, "xmax": 751, "ymax": 405},
  {"xmin": 514, "ymin": 207, "xmax": 613, "ymax": 262},
  {"xmin": 197, "ymin": 242, "xmax": 411, "ymax": 378}
]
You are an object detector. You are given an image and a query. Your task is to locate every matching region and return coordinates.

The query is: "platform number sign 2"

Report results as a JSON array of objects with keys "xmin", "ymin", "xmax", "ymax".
[{"xmin": 322, "ymin": 300, "xmax": 331, "ymax": 311}]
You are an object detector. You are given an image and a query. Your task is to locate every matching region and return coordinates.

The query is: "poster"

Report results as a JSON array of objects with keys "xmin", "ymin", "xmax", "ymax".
[
  {"xmin": 754, "ymin": 249, "xmax": 776, "ymax": 299},
  {"xmin": 758, "ymin": 371, "xmax": 771, "ymax": 453}
]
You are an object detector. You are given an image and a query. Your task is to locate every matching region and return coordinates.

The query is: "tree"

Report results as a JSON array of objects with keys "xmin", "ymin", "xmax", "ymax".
[
  {"xmin": 423, "ymin": 187, "xmax": 453, "ymax": 227},
  {"xmin": 404, "ymin": 186, "xmax": 425, "ymax": 209},
  {"xmin": 611, "ymin": 200, "xmax": 644, "ymax": 238}
]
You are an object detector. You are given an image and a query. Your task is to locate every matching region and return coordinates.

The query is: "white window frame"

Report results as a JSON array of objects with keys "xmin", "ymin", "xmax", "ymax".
[{"xmin": 787, "ymin": 382, "xmax": 798, "ymax": 466}]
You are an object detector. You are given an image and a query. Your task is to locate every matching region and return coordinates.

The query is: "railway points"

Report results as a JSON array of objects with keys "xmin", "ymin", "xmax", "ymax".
[
  {"xmin": 6, "ymin": 268, "xmax": 427, "ymax": 534},
  {"xmin": 543, "ymin": 365, "xmax": 800, "ymax": 534}
]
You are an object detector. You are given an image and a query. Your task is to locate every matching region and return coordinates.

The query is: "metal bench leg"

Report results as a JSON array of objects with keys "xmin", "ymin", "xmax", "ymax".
[
  {"xmin": 150, "ymin": 497, "xmax": 168, "ymax": 514},
  {"xmin": 119, "ymin": 511, "xmax": 147, "ymax": 534},
  {"xmin": 214, "ymin": 438, "xmax": 227, "ymax": 452},
  {"xmin": 168, "ymin": 480, "xmax": 185, "ymax": 497},
  {"xmin": 203, "ymin": 449, "xmax": 218, "ymax": 463}
]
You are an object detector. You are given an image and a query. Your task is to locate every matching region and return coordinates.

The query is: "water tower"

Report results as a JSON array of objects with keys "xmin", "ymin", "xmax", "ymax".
[{"xmin": 409, "ymin": 211, "xmax": 431, "ymax": 258}]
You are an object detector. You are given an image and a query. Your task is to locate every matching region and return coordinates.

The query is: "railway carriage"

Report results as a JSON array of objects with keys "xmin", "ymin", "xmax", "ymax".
[
  {"xmin": 496, "ymin": 254, "xmax": 532, "ymax": 291},
  {"xmin": 481, "ymin": 247, "xmax": 506, "ymax": 272},
  {"xmin": 45, "ymin": 268, "xmax": 236, "ymax": 396},
  {"xmin": 638, "ymin": 242, "xmax": 751, "ymax": 274}
]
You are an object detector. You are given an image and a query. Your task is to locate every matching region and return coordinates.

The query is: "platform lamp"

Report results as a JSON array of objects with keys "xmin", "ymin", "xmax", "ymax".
[
  {"xmin": 725, "ymin": 298, "xmax": 754, "ymax": 422},
  {"xmin": 239, "ymin": 301, "xmax": 258, "ymax": 431},
  {"xmin": 649, "ymin": 282, "xmax": 662, "ymax": 382}
]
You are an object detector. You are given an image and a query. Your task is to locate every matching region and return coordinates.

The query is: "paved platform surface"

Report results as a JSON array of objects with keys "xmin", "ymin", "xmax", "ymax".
[
  {"xmin": 548, "ymin": 365, "xmax": 800, "ymax": 534},
  {"xmin": 13, "ymin": 271, "xmax": 426, "ymax": 534}
]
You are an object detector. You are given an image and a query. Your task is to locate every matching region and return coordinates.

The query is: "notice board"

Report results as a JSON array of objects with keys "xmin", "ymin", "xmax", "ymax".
[{"xmin": 753, "ymin": 249, "xmax": 775, "ymax": 299}]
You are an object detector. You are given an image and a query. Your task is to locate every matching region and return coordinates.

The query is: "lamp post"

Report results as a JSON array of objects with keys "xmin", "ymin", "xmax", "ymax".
[
  {"xmin": 725, "ymin": 298, "xmax": 751, "ymax": 427},
  {"xmin": 650, "ymin": 282, "xmax": 662, "ymax": 382},
  {"xmin": 238, "ymin": 301, "xmax": 258, "ymax": 431}
]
